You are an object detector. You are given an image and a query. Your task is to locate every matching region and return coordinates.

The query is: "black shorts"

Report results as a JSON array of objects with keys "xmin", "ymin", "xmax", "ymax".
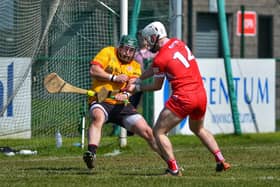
[{"xmin": 89, "ymin": 102, "xmax": 139, "ymax": 126}]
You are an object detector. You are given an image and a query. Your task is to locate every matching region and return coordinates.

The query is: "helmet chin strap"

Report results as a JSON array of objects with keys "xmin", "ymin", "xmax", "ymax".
[{"xmin": 149, "ymin": 35, "xmax": 160, "ymax": 53}]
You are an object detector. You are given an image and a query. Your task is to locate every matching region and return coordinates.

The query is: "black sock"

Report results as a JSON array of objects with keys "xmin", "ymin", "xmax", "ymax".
[{"xmin": 88, "ymin": 144, "xmax": 97, "ymax": 154}]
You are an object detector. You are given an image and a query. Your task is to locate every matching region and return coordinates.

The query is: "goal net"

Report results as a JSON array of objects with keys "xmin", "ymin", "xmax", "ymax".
[{"xmin": 0, "ymin": 0, "xmax": 120, "ymax": 139}]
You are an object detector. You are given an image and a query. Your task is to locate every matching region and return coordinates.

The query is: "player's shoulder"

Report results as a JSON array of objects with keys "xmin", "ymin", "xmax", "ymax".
[
  {"xmin": 131, "ymin": 59, "xmax": 141, "ymax": 68},
  {"xmin": 169, "ymin": 38, "xmax": 185, "ymax": 47},
  {"xmin": 94, "ymin": 46, "xmax": 116, "ymax": 64}
]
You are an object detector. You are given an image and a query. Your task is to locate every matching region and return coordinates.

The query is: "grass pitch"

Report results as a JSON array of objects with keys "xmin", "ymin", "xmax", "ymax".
[{"xmin": 0, "ymin": 132, "xmax": 280, "ymax": 187}]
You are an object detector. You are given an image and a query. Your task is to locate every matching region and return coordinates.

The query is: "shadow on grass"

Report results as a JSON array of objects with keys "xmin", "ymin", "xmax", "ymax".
[
  {"xmin": 23, "ymin": 166, "xmax": 98, "ymax": 175},
  {"xmin": 119, "ymin": 171, "xmax": 167, "ymax": 177}
]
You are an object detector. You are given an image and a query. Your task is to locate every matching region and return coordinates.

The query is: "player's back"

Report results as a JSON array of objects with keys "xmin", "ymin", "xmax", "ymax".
[{"xmin": 154, "ymin": 38, "xmax": 204, "ymax": 94}]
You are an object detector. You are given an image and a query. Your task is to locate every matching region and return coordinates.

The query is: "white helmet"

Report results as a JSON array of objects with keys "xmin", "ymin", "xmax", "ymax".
[{"xmin": 142, "ymin": 21, "xmax": 167, "ymax": 46}]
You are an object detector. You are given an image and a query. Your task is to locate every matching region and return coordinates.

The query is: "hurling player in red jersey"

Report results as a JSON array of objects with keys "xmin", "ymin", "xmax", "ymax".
[{"xmin": 127, "ymin": 21, "xmax": 231, "ymax": 176}]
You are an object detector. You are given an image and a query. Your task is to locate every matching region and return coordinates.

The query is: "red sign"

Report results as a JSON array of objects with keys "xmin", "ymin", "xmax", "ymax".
[{"xmin": 236, "ymin": 11, "xmax": 257, "ymax": 36}]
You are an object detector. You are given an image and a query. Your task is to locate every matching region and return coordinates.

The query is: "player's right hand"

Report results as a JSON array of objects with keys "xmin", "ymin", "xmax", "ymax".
[{"xmin": 114, "ymin": 74, "xmax": 129, "ymax": 83}]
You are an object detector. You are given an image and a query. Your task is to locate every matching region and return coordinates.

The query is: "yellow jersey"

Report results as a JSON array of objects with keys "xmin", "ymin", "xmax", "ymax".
[{"xmin": 89, "ymin": 46, "xmax": 141, "ymax": 104}]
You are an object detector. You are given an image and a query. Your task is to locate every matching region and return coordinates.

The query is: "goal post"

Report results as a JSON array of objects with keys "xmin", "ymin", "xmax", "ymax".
[{"xmin": 119, "ymin": 0, "xmax": 128, "ymax": 148}]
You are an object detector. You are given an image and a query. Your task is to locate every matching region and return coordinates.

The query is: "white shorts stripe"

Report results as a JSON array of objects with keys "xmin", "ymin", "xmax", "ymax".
[
  {"xmin": 89, "ymin": 103, "xmax": 108, "ymax": 122},
  {"xmin": 122, "ymin": 114, "xmax": 143, "ymax": 131}
]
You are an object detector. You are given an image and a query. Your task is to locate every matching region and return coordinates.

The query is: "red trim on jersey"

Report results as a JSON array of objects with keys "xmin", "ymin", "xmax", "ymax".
[{"xmin": 91, "ymin": 60, "xmax": 104, "ymax": 68}]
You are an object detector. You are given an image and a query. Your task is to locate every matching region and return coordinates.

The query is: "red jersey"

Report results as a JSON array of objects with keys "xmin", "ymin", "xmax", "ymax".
[
  {"xmin": 152, "ymin": 38, "xmax": 204, "ymax": 96},
  {"xmin": 152, "ymin": 38, "xmax": 206, "ymax": 119}
]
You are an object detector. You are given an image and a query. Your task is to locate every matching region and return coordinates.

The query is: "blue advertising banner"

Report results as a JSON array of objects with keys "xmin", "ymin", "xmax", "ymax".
[
  {"xmin": 0, "ymin": 58, "xmax": 31, "ymax": 138},
  {"xmin": 154, "ymin": 59, "xmax": 275, "ymax": 134}
]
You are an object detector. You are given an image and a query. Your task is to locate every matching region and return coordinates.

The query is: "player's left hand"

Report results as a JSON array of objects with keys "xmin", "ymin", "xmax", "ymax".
[
  {"xmin": 124, "ymin": 78, "xmax": 138, "ymax": 93},
  {"xmin": 114, "ymin": 92, "xmax": 129, "ymax": 101}
]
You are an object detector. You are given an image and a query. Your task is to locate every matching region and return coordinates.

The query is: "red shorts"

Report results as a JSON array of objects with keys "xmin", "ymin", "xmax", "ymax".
[{"xmin": 165, "ymin": 89, "xmax": 207, "ymax": 120}]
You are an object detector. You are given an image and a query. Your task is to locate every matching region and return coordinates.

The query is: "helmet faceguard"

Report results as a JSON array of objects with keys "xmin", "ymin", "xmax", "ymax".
[
  {"xmin": 117, "ymin": 35, "xmax": 138, "ymax": 64},
  {"xmin": 142, "ymin": 21, "xmax": 167, "ymax": 53}
]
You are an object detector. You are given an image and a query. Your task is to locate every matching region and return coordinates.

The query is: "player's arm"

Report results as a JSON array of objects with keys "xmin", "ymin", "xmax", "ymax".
[
  {"xmin": 139, "ymin": 65, "xmax": 154, "ymax": 80},
  {"xmin": 137, "ymin": 64, "xmax": 164, "ymax": 91},
  {"xmin": 90, "ymin": 64, "xmax": 128, "ymax": 83},
  {"xmin": 126, "ymin": 73, "xmax": 164, "ymax": 93},
  {"xmin": 136, "ymin": 74, "xmax": 164, "ymax": 92},
  {"xmin": 127, "ymin": 65, "xmax": 154, "ymax": 87},
  {"xmin": 90, "ymin": 64, "xmax": 113, "ymax": 81}
]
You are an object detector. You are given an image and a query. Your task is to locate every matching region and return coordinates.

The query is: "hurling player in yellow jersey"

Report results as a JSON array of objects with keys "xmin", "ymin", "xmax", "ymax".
[{"xmin": 83, "ymin": 35, "xmax": 163, "ymax": 170}]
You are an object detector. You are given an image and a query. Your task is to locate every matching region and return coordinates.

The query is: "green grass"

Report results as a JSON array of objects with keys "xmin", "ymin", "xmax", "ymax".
[{"xmin": 1, "ymin": 133, "xmax": 280, "ymax": 187}]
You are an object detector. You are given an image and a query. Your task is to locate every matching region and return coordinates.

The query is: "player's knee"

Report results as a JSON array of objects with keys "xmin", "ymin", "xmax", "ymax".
[
  {"xmin": 190, "ymin": 125, "xmax": 204, "ymax": 136},
  {"xmin": 153, "ymin": 125, "xmax": 167, "ymax": 137},
  {"xmin": 91, "ymin": 115, "xmax": 104, "ymax": 124},
  {"xmin": 140, "ymin": 128, "xmax": 153, "ymax": 141}
]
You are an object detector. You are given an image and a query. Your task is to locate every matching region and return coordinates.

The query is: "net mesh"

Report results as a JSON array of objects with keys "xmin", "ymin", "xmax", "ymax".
[
  {"xmin": 0, "ymin": 0, "xmax": 169, "ymax": 141},
  {"xmin": 0, "ymin": 0, "xmax": 120, "ymax": 138}
]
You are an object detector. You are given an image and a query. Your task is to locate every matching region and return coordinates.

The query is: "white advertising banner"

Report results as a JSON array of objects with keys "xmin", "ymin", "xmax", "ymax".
[
  {"xmin": 154, "ymin": 59, "xmax": 275, "ymax": 135},
  {"xmin": 0, "ymin": 58, "xmax": 32, "ymax": 138}
]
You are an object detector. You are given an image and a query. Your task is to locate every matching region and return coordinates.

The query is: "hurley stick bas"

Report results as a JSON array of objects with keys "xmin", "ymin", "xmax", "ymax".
[{"xmin": 44, "ymin": 72, "xmax": 109, "ymax": 102}]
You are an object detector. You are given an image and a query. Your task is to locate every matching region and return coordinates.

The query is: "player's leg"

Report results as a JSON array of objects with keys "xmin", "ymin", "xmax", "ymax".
[
  {"xmin": 123, "ymin": 114, "xmax": 162, "ymax": 157},
  {"xmin": 153, "ymin": 108, "xmax": 183, "ymax": 176},
  {"xmin": 188, "ymin": 88, "xmax": 231, "ymax": 172},
  {"xmin": 88, "ymin": 107, "xmax": 106, "ymax": 148},
  {"xmin": 188, "ymin": 118, "xmax": 231, "ymax": 171},
  {"xmin": 83, "ymin": 104, "xmax": 106, "ymax": 169}
]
